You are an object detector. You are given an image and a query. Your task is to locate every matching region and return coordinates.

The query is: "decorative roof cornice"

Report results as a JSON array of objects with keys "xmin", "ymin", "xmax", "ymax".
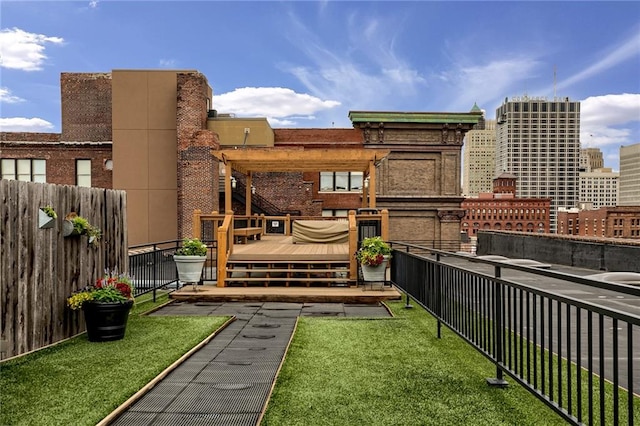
[{"xmin": 348, "ymin": 111, "xmax": 482, "ymax": 125}]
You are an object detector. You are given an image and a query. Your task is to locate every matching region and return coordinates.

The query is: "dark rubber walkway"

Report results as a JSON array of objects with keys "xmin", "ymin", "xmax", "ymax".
[{"xmin": 109, "ymin": 301, "xmax": 391, "ymax": 426}]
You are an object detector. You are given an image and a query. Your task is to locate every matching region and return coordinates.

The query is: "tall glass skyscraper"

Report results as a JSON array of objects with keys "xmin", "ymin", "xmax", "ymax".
[{"xmin": 495, "ymin": 96, "xmax": 580, "ymax": 231}]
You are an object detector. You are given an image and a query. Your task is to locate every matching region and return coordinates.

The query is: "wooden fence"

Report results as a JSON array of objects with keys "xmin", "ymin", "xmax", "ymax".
[{"xmin": 0, "ymin": 180, "xmax": 128, "ymax": 359}]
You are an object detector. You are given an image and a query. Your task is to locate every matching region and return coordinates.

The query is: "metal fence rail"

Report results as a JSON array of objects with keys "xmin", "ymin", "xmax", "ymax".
[
  {"xmin": 128, "ymin": 239, "xmax": 217, "ymax": 299},
  {"xmin": 390, "ymin": 243, "xmax": 640, "ymax": 426}
]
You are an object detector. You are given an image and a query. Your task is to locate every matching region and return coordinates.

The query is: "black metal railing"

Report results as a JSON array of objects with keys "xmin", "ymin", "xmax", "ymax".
[
  {"xmin": 390, "ymin": 243, "xmax": 640, "ymax": 425},
  {"xmin": 128, "ymin": 239, "xmax": 217, "ymax": 300}
]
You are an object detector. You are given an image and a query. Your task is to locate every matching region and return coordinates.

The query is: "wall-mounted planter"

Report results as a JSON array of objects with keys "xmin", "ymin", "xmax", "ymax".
[
  {"xmin": 62, "ymin": 220, "xmax": 75, "ymax": 237},
  {"xmin": 38, "ymin": 209, "xmax": 56, "ymax": 229}
]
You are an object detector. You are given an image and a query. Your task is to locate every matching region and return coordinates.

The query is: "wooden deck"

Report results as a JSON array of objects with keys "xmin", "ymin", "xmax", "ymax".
[
  {"xmin": 229, "ymin": 235, "xmax": 349, "ymax": 261},
  {"xmin": 170, "ymin": 235, "xmax": 401, "ymax": 302},
  {"xmin": 171, "ymin": 284, "xmax": 402, "ymax": 304}
]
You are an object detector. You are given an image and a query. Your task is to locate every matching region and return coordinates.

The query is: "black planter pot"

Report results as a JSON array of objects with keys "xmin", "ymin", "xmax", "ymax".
[{"xmin": 82, "ymin": 300, "xmax": 134, "ymax": 342}]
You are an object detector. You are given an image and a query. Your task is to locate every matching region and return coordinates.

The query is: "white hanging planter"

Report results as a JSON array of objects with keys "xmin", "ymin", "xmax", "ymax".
[
  {"xmin": 38, "ymin": 209, "xmax": 56, "ymax": 229},
  {"xmin": 62, "ymin": 220, "xmax": 75, "ymax": 237},
  {"xmin": 174, "ymin": 255, "xmax": 207, "ymax": 283},
  {"xmin": 361, "ymin": 255, "xmax": 389, "ymax": 282}
]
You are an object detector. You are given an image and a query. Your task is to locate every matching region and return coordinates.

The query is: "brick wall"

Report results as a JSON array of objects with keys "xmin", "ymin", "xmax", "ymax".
[
  {"xmin": 558, "ymin": 207, "xmax": 640, "ymax": 238},
  {"xmin": 60, "ymin": 73, "xmax": 112, "ymax": 142},
  {"xmin": 1, "ymin": 132, "xmax": 60, "ymax": 142},
  {"xmin": 274, "ymin": 128, "xmax": 363, "ymax": 146},
  {"xmin": 271, "ymin": 128, "xmax": 364, "ymax": 214},
  {"xmin": 176, "ymin": 72, "xmax": 219, "ymax": 237}
]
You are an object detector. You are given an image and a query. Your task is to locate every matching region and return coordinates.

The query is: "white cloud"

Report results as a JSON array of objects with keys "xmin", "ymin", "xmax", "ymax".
[
  {"xmin": 557, "ymin": 31, "xmax": 640, "ymax": 92},
  {"xmin": 437, "ymin": 57, "xmax": 542, "ymax": 112},
  {"xmin": 0, "ymin": 117, "xmax": 55, "ymax": 132},
  {"xmin": 212, "ymin": 87, "xmax": 340, "ymax": 126},
  {"xmin": 0, "ymin": 28, "xmax": 64, "ymax": 71},
  {"xmin": 89, "ymin": 1, "xmax": 99, "ymax": 8},
  {"xmin": 0, "ymin": 87, "xmax": 25, "ymax": 103},
  {"xmin": 267, "ymin": 117, "xmax": 297, "ymax": 127},
  {"xmin": 159, "ymin": 59, "xmax": 176, "ymax": 68},
  {"xmin": 282, "ymin": 12, "xmax": 425, "ymax": 109},
  {"xmin": 580, "ymin": 93, "xmax": 640, "ymax": 147}
]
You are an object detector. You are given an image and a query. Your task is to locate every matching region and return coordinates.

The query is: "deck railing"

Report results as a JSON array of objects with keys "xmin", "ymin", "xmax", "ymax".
[
  {"xmin": 128, "ymin": 239, "xmax": 217, "ymax": 299},
  {"xmin": 390, "ymin": 243, "xmax": 639, "ymax": 425}
]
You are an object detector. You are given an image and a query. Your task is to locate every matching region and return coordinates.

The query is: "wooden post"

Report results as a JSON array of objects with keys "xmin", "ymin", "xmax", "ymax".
[
  {"xmin": 362, "ymin": 175, "xmax": 368, "ymax": 208},
  {"xmin": 348, "ymin": 210, "xmax": 358, "ymax": 285},
  {"xmin": 246, "ymin": 173, "xmax": 252, "ymax": 216},
  {"xmin": 285, "ymin": 214, "xmax": 291, "ymax": 236},
  {"xmin": 381, "ymin": 209, "xmax": 389, "ymax": 242},
  {"xmin": 225, "ymin": 164, "xmax": 233, "ymax": 213},
  {"xmin": 192, "ymin": 209, "xmax": 202, "ymax": 239},
  {"xmin": 368, "ymin": 160, "xmax": 376, "ymax": 208}
]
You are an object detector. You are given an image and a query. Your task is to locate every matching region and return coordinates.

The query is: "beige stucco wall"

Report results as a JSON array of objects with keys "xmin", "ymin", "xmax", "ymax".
[
  {"xmin": 112, "ymin": 70, "xmax": 184, "ymax": 245},
  {"xmin": 207, "ymin": 117, "xmax": 274, "ymax": 147}
]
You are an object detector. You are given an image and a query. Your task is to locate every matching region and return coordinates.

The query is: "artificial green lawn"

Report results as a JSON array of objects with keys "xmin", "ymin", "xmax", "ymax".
[
  {"xmin": 263, "ymin": 301, "xmax": 570, "ymax": 426},
  {"xmin": 3, "ymin": 296, "xmax": 636, "ymax": 426},
  {"xmin": 0, "ymin": 294, "xmax": 228, "ymax": 426}
]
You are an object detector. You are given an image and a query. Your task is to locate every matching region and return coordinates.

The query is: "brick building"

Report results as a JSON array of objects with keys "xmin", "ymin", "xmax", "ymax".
[
  {"xmin": 557, "ymin": 206, "xmax": 640, "ymax": 238},
  {"xmin": 461, "ymin": 173, "xmax": 551, "ymax": 236},
  {"xmin": 0, "ymin": 133, "xmax": 112, "ymax": 188},
  {"xmin": 2, "ymin": 69, "xmax": 481, "ymax": 245}
]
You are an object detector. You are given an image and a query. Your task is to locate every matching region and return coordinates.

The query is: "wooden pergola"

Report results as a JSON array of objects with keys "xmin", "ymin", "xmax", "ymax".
[{"xmin": 212, "ymin": 148, "xmax": 390, "ymax": 215}]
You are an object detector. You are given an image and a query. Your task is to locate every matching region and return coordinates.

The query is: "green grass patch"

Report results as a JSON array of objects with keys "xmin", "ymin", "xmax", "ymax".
[
  {"xmin": 263, "ymin": 301, "xmax": 569, "ymax": 426},
  {"xmin": 0, "ymin": 294, "xmax": 228, "ymax": 426}
]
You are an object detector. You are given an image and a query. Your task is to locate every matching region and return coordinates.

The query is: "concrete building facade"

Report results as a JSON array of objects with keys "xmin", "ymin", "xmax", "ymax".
[
  {"xmin": 579, "ymin": 147, "xmax": 604, "ymax": 172},
  {"xmin": 619, "ymin": 143, "xmax": 640, "ymax": 206},
  {"xmin": 495, "ymin": 96, "xmax": 581, "ymax": 232},
  {"xmin": 462, "ymin": 112, "xmax": 496, "ymax": 197},
  {"xmin": 579, "ymin": 168, "xmax": 619, "ymax": 210}
]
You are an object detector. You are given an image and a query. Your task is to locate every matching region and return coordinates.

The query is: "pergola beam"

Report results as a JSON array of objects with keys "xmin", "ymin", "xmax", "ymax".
[{"xmin": 213, "ymin": 148, "xmax": 390, "ymax": 213}]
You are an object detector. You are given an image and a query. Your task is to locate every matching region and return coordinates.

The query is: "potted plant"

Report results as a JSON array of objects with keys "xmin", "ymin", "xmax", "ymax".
[
  {"xmin": 356, "ymin": 236, "xmax": 391, "ymax": 282},
  {"xmin": 62, "ymin": 212, "xmax": 102, "ymax": 247},
  {"xmin": 67, "ymin": 271, "xmax": 134, "ymax": 342},
  {"xmin": 38, "ymin": 205, "xmax": 57, "ymax": 229},
  {"xmin": 173, "ymin": 238, "xmax": 208, "ymax": 288},
  {"xmin": 63, "ymin": 212, "xmax": 87, "ymax": 237},
  {"xmin": 86, "ymin": 224, "xmax": 102, "ymax": 248}
]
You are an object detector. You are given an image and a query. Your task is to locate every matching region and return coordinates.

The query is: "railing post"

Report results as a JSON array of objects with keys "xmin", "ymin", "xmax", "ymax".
[
  {"xmin": 436, "ymin": 252, "xmax": 442, "ymax": 339},
  {"xmin": 487, "ymin": 265, "xmax": 508, "ymax": 387},
  {"xmin": 152, "ymin": 243, "xmax": 157, "ymax": 302}
]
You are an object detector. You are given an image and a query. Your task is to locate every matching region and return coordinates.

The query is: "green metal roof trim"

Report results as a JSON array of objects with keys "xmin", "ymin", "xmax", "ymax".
[{"xmin": 348, "ymin": 111, "xmax": 482, "ymax": 124}]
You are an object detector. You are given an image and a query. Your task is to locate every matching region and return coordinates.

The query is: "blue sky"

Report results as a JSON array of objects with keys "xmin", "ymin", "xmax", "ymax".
[{"xmin": 1, "ymin": 1, "xmax": 639, "ymax": 170}]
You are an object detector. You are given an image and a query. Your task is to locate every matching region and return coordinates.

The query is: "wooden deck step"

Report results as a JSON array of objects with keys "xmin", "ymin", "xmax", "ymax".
[
  {"xmin": 228, "ymin": 259, "xmax": 350, "ymax": 264},
  {"xmin": 228, "ymin": 268, "xmax": 345, "ymax": 274},
  {"xmin": 225, "ymin": 277, "xmax": 350, "ymax": 287},
  {"xmin": 223, "ymin": 235, "xmax": 353, "ymax": 287}
]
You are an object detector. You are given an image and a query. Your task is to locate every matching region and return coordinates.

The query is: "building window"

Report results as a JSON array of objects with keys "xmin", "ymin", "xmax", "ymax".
[
  {"xmin": 76, "ymin": 159, "xmax": 92, "ymax": 187},
  {"xmin": 1, "ymin": 158, "xmax": 46, "ymax": 182},
  {"xmin": 320, "ymin": 171, "xmax": 363, "ymax": 192},
  {"xmin": 322, "ymin": 209, "xmax": 348, "ymax": 217}
]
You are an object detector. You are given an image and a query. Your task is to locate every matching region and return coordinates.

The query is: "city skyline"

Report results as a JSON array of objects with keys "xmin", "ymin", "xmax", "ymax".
[{"xmin": 1, "ymin": 1, "xmax": 638, "ymax": 170}]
